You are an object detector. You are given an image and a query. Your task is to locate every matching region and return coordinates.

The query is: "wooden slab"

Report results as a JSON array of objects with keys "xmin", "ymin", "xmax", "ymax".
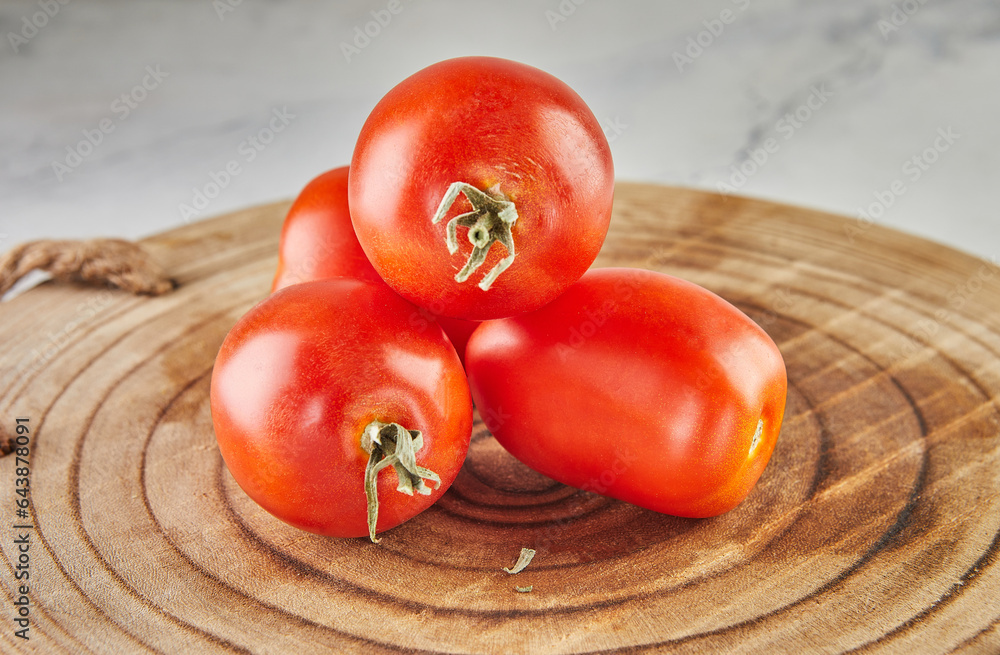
[{"xmin": 1, "ymin": 183, "xmax": 999, "ymax": 654}]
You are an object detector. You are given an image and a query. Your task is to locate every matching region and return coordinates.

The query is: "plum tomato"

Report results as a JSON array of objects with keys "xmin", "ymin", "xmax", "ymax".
[
  {"xmin": 465, "ymin": 267, "xmax": 787, "ymax": 518},
  {"xmin": 349, "ymin": 56, "xmax": 615, "ymax": 320},
  {"xmin": 272, "ymin": 166, "xmax": 383, "ymax": 292},
  {"xmin": 272, "ymin": 165, "xmax": 478, "ymax": 362},
  {"xmin": 210, "ymin": 278, "xmax": 473, "ymax": 542}
]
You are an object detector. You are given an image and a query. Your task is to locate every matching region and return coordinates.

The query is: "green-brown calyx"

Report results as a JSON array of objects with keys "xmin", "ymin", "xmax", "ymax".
[
  {"xmin": 431, "ymin": 181, "xmax": 518, "ymax": 291},
  {"xmin": 361, "ymin": 420, "xmax": 440, "ymax": 544}
]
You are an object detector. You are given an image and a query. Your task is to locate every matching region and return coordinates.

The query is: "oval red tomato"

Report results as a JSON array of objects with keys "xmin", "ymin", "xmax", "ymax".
[
  {"xmin": 210, "ymin": 278, "xmax": 473, "ymax": 541},
  {"xmin": 465, "ymin": 267, "xmax": 787, "ymax": 518},
  {"xmin": 349, "ymin": 56, "xmax": 614, "ymax": 320},
  {"xmin": 272, "ymin": 165, "xmax": 478, "ymax": 361}
]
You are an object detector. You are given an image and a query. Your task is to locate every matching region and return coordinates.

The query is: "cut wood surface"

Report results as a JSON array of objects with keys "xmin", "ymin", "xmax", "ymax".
[{"xmin": 1, "ymin": 183, "xmax": 999, "ymax": 654}]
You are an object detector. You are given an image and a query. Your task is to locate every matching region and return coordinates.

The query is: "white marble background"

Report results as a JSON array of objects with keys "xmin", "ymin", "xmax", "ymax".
[{"xmin": 1, "ymin": 0, "xmax": 998, "ymax": 262}]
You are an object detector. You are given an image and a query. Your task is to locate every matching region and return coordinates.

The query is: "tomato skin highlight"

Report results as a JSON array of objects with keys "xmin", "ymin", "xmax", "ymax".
[
  {"xmin": 210, "ymin": 278, "xmax": 473, "ymax": 538},
  {"xmin": 465, "ymin": 268, "xmax": 787, "ymax": 518},
  {"xmin": 349, "ymin": 56, "xmax": 614, "ymax": 320}
]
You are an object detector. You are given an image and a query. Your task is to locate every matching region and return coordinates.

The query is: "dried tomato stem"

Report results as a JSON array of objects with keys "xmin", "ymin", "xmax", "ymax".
[
  {"xmin": 361, "ymin": 420, "xmax": 440, "ymax": 543},
  {"xmin": 431, "ymin": 182, "xmax": 518, "ymax": 291}
]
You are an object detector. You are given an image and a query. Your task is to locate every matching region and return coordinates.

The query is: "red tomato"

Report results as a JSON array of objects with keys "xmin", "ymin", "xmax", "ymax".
[
  {"xmin": 272, "ymin": 167, "xmax": 382, "ymax": 291},
  {"xmin": 210, "ymin": 278, "xmax": 473, "ymax": 541},
  {"xmin": 349, "ymin": 56, "xmax": 614, "ymax": 320},
  {"xmin": 465, "ymin": 268, "xmax": 787, "ymax": 518},
  {"xmin": 273, "ymin": 166, "xmax": 478, "ymax": 362}
]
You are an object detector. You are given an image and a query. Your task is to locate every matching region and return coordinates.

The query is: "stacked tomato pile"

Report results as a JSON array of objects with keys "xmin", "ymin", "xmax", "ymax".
[{"xmin": 210, "ymin": 57, "xmax": 787, "ymax": 544}]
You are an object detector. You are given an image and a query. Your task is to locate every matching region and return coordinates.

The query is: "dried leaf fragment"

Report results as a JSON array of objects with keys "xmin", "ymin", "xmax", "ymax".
[{"xmin": 503, "ymin": 547, "xmax": 536, "ymax": 574}]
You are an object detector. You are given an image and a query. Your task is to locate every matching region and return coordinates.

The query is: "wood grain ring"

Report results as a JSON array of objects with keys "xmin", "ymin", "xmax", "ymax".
[{"xmin": 1, "ymin": 184, "xmax": 998, "ymax": 654}]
